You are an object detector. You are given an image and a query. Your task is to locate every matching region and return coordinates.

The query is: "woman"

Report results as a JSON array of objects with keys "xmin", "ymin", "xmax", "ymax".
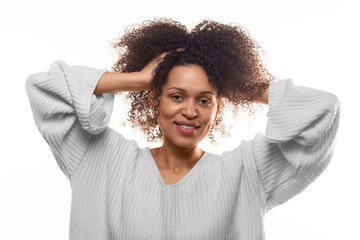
[{"xmin": 25, "ymin": 18, "xmax": 340, "ymax": 240}]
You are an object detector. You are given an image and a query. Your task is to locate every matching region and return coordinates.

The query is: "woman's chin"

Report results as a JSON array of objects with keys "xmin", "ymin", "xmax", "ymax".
[{"xmin": 166, "ymin": 136, "xmax": 205, "ymax": 150}]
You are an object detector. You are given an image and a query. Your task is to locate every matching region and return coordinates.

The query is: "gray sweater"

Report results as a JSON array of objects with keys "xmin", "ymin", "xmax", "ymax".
[{"xmin": 25, "ymin": 60, "xmax": 340, "ymax": 240}]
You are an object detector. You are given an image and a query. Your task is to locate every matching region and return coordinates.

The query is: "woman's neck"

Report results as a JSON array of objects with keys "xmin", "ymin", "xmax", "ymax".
[{"xmin": 150, "ymin": 142, "xmax": 205, "ymax": 173}]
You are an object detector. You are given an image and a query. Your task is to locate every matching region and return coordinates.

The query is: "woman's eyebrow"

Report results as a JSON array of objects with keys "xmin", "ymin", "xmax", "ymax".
[{"xmin": 167, "ymin": 87, "xmax": 215, "ymax": 95}]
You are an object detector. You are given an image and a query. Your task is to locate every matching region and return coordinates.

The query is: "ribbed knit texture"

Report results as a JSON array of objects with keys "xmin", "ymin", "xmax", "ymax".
[{"xmin": 25, "ymin": 60, "xmax": 340, "ymax": 240}]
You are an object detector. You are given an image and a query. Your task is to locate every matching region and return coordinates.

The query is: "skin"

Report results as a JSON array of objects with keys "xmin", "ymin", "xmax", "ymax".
[{"xmin": 150, "ymin": 65, "xmax": 220, "ymax": 184}]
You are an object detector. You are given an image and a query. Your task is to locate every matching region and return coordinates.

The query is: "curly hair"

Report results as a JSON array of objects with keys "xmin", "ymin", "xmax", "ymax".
[{"xmin": 110, "ymin": 17, "xmax": 276, "ymax": 143}]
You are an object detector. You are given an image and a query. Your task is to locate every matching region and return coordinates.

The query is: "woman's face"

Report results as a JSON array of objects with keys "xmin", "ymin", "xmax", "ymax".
[{"xmin": 157, "ymin": 64, "xmax": 219, "ymax": 149}]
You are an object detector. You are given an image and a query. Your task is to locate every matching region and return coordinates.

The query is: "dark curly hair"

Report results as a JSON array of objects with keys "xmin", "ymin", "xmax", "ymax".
[{"xmin": 110, "ymin": 17, "xmax": 276, "ymax": 143}]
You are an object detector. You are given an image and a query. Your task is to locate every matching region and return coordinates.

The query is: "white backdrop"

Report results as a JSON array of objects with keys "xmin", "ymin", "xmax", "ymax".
[{"xmin": 1, "ymin": 0, "xmax": 359, "ymax": 239}]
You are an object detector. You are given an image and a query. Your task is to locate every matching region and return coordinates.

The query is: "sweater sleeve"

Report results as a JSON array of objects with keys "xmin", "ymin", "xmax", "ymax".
[
  {"xmin": 25, "ymin": 60, "xmax": 115, "ymax": 179},
  {"xmin": 248, "ymin": 78, "xmax": 340, "ymax": 212}
]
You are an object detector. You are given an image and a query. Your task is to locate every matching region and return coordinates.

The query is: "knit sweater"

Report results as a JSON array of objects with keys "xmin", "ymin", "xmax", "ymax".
[{"xmin": 25, "ymin": 60, "xmax": 340, "ymax": 240}]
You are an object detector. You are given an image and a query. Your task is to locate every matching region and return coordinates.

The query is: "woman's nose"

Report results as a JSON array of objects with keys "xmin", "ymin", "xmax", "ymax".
[{"xmin": 181, "ymin": 101, "xmax": 198, "ymax": 118}]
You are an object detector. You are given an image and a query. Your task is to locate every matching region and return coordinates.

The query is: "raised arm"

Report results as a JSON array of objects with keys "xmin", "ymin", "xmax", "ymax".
[
  {"xmin": 93, "ymin": 50, "xmax": 172, "ymax": 95},
  {"xmin": 25, "ymin": 60, "xmax": 146, "ymax": 179},
  {"xmin": 240, "ymin": 79, "xmax": 340, "ymax": 212},
  {"xmin": 93, "ymin": 71, "xmax": 150, "ymax": 95}
]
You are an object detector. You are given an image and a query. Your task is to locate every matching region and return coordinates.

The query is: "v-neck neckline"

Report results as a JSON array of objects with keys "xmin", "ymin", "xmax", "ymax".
[{"xmin": 145, "ymin": 147, "xmax": 209, "ymax": 189}]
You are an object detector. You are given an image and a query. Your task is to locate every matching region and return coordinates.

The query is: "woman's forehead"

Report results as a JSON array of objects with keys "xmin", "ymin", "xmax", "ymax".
[{"xmin": 164, "ymin": 65, "xmax": 218, "ymax": 94}]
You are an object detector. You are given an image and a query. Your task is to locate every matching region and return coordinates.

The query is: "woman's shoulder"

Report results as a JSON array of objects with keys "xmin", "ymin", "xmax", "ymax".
[
  {"xmin": 70, "ymin": 126, "xmax": 142, "ymax": 180},
  {"xmin": 210, "ymin": 137, "xmax": 257, "ymax": 171},
  {"xmin": 89, "ymin": 126, "xmax": 140, "ymax": 156}
]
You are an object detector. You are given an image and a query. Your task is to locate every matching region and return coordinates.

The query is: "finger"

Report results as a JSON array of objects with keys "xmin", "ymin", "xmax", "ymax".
[
  {"xmin": 159, "ymin": 51, "xmax": 170, "ymax": 58},
  {"xmin": 156, "ymin": 52, "xmax": 170, "ymax": 64}
]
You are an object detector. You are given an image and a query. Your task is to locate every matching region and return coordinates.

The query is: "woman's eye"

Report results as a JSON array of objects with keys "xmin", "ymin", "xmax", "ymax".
[
  {"xmin": 172, "ymin": 95, "xmax": 183, "ymax": 101},
  {"xmin": 199, "ymin": 99, "xmax": 210, "ymax": 105}
]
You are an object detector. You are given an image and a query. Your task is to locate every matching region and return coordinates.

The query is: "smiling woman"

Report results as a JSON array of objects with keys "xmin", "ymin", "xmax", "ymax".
[
  {"xmin": 110, "ymin": 18, "xmax": 273, "ymax": 144},
  {"xmin": 25, "ymin": 17, "xmax": 340, "ymax": 240},
  {"xmin": 150, "ymin": 65, "xmax": 219, "ymax": 177}
]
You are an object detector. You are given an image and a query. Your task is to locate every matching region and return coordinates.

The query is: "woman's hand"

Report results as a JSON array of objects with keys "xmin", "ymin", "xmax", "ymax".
[
  {"xmin": 93, "ymin": 49, "xmax": 184, "ymax": 95},
  {"xmin": 138, "ymin": 48, "xmax": 185, "ymax": 90},
  {"xmin": 138, "ymin": 52, "xmax": 169, "ymax": 89}
]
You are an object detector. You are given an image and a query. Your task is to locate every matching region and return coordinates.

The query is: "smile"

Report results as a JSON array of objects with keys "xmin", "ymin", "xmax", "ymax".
[{"xmin": 174, "ymin": 122, "xmax": 199, "ymax": 134}]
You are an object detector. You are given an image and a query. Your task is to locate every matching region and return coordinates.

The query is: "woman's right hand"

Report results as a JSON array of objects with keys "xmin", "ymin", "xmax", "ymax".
[
  {"xmin": 138, "ymin": 51, "xmax": 170, "ymax": 89},
  {"xmin": 94, "ymin": 48, "xmax": 185, "ymax": 95},
  {"xmin": 138, "ymin": 48, "xmax": 185, "ymax": 90}
]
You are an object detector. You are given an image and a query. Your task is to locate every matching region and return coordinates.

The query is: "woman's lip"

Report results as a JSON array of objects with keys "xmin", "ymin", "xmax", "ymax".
[
  {"xmin": 174, "ymin": 121, "xmax": 200, "ymax": 128},
  {"xmin": 174, "ymin": 123, "xmax": 198, "ymax": 134}
]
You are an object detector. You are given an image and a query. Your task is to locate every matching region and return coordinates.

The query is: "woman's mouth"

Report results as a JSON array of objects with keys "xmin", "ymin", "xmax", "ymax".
[{"xmin": 174, "ymin": 122, "xmax": 199, "ymax": 134}]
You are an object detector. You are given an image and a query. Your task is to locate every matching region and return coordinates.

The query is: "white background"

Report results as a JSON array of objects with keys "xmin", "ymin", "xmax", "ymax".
[{"xmin": 1, "ymin": 0, "xmax": 359, "ymax": 239}]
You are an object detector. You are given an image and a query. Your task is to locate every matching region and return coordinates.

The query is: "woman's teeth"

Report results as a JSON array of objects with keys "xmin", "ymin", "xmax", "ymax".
[{"xmin": 179, "ymin": 124, "xmax": 196, "ymax": 129}]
